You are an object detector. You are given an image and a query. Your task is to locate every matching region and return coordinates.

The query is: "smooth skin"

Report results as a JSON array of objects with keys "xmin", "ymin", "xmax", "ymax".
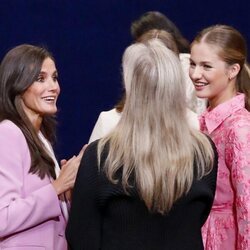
[
  {"xmin": 21, "ymin": 57, "xmax": 86, "ymax": 196},
  {"xmin": 189, "ymin": 42, "xmax": 240, "ymax": 109}
]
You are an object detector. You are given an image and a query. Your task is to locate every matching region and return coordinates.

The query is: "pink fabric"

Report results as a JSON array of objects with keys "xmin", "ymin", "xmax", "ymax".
[
  {"xmin": 0, "ymin": 120, "xmax": 67, "ymax": 250},
  {"xmin": 200, "ymin": 94, "xmax": 250, "ymax": 250}
]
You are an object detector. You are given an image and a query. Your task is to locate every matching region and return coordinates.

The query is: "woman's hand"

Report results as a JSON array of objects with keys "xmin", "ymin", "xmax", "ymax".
[{"xmin": 52, "ymin": 144, "xmax": 88, "ymax": 195}]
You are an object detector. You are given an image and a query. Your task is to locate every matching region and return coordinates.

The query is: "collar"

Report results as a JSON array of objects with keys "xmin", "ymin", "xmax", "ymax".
[{"xmin": 200, "ymin": 94, "xmax": 245, "ymax": 134}]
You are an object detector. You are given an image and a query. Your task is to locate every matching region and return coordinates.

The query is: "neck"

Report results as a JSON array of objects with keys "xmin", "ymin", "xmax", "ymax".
[
  {"xmin": 28, "ymin": 115, "xmax": 43, "ymax": 132},
  {"xmin": 209, "ymin": 82, "xmax": 237, "ymax": 109},
  {"xmin": 209, "ymin": 91, "xmax": 237, "ymax": 109}
]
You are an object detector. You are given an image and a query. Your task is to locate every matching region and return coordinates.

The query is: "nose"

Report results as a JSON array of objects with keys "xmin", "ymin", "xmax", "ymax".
[
  {"xmin": 189, "ymin": 66, "xmax": 202, "ymax": 81},
  {"xmin": 48, "ymin": 77, "xmax": 60, "ymax": 92}
]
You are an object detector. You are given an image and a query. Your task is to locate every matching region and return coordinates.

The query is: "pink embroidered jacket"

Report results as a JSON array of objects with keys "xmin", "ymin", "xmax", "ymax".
[
  {"xmin": 200, "ymin": 94, "xmax": 250, "ymax": 250},
  {"xmin": 0, "ymin": 120, "xmax": 67, "ymax": 250}
]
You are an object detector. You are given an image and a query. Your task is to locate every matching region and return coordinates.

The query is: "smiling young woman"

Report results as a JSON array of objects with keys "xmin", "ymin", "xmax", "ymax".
[{"xmin": 189, "ymin": 25, "xmax": 250, "ymax": 250}]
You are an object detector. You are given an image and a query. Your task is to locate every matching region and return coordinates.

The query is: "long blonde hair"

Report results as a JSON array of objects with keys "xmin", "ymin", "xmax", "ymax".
[{"xmin": 98, "ymin": 39, "xmax": 214, "ymax": 214}]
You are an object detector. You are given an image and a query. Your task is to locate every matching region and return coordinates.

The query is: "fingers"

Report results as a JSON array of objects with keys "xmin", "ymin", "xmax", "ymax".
[
  {"xmin": 60, "ymin": 144, "xmax": 88, "ymax": 166},
  {"xmin": 77, "ymin": 144, "xmax": 88, "ymax": 158},
  {"xmin": 57, "ymin": 144, "xmax": 88, "ymax": 192},
  {"xmin": 65, "ymin": 189, "xmax": 72, "ymax": 202},
  {"xmin": 60, "ymin": 159, "xmax": 67, "ymax": 166}
]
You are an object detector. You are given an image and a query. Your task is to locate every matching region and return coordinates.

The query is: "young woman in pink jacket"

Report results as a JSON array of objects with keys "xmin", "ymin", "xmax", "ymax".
[{"xmin": 189, "ymin": 25, "xmax": 250, "ymax": 250}]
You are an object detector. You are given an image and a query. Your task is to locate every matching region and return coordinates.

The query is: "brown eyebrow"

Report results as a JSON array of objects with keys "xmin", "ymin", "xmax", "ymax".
[
  {"xmin": 39, "ymin": 70, "xmax": 58, "ymax": 75},
  {"xmin": 189, "ymin": 58, "xmax": 212, "ymax": 65}
]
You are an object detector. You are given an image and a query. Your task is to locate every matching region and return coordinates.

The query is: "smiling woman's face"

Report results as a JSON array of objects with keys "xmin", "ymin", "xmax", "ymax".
[
  {"xmin": 21, "ymin": 57, "xmax": 60, "ymax": 124},
  {"xmin": 189, "ymin": 42, "xmax": 236, "ymax": 108}
]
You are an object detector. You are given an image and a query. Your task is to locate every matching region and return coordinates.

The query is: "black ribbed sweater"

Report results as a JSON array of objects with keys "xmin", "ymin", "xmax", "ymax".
[{"xmin": 66, "ymin": 140, "xmax": 218, "ymax": 250}]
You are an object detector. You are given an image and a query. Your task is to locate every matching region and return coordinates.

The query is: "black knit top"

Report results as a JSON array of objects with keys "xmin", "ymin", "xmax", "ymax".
[{"xmin": 66, "ymin": 139, "xmax": 218, "ymax": 250}]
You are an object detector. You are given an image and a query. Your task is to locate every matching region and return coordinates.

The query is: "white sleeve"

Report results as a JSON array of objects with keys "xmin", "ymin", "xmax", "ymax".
[{"xmin": 88, "ymin": 113, "xmax": 105, "ymax": 143}]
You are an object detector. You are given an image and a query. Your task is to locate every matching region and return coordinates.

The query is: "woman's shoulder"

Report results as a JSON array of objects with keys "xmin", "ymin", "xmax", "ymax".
[
  {"xmin": 88, "ymin": 108, "xmax": 121, "ymax": 143},
  {"xmin": 221, "ymin": 109, "xmax": 250, "ymax": 145},
  {"xmin": 83, "ymin": 139, "xmax": 101, "ymax": 164},
  {"xmin": 99, "ymin": 108, "xmax": 121, "ymax": 122},
  {"xmin": 226, "ymin": 108, "xmax": 250, "ymax": 130},
  {"xmin": 0, "ymin": 120, "xmax": 28, "ymax": 153},
  {"xmin": 0, "ymin": 119, "xmax": 24, "ymax": 138}
]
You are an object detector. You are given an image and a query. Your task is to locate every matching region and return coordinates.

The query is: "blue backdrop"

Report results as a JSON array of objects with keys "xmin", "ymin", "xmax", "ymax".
[{"xmin": 0, "ymin": 0, "xmax": 249, "ymax": 159}]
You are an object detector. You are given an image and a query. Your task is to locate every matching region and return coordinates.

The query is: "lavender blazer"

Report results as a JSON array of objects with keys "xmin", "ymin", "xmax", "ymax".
[{"xmin": 0, "ymin": 120, "xmax": 67, "ymax": 250}]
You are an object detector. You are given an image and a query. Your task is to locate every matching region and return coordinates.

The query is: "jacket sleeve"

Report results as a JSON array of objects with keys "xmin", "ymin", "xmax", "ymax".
[
  {"xmin": 0, "ymin": 122, "xmax": 61, "ymax": 237},
  {"xmin": 228, "ymin": 121, "xmax": 250, "ymax": 249},
  {"xmin": 66, "ymin": 141, "xmax": 101, "ymax": 250}
]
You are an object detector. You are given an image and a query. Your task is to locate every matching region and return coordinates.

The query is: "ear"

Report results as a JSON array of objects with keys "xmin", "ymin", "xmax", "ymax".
[{"xmin": 228, "ymin": 63, "xmax": 241, "ymax": 80}]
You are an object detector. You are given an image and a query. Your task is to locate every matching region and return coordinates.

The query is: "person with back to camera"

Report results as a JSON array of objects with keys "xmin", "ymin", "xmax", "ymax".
[
  {"xmin": 189, "ymin": 24, "xmax": 250, "ymax": 249},
  {"xmin": 88, "ymin": 11, "xmax": 206, "ymax": 143},
  {"xmin": 0, "ymin": 44, "xmax": 85, "ymax": 250},
  {"xmin": 137, "ymin": 29, "xmax": 199, "ymax": 129},
  {"xmin": 66, "ymin": 38, "xmax": 218, "ymax": 250},
  {"xmin": 131, "ymin": 10, "xmax": 207, "ymax": 115}
]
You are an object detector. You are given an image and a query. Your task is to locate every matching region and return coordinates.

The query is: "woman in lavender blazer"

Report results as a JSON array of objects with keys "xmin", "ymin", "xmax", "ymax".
[{"xmin": 0, "ymin": 44, "xmax": 83, "ymax": 250}]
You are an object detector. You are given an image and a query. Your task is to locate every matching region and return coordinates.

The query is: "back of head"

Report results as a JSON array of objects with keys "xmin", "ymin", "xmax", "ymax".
[
  {"xmin": 99, "ymin": 39, "xmax": 214, "ymax": 214},
  {"xmin": 131, "ymin": 11, "xmax": 190, "ymax": 53},
  {"xmin": 192, "ymin": 24, "xmax": 250, "ymax": 110},
  {"xmin": 114, "ymin": 28, "xmax": 178, "ymax": 113},
  {"xmin": 122, "ymin": 39, "xmax": 185, "ymax": 115},
  {"xmin": 136, "ymin": 29, "xmax": 179, "ymax": 54}
]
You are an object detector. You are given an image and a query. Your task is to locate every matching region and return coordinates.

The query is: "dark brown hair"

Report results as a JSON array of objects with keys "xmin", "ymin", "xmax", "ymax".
[
  {"xmin": 137, "ymin": 29, "xmax": 179, "ymax": 54},
  {"xmin": 131, "ymin": 11, "xmax": 190, "ymax": 53},
  {"xmin": 0, "ymin": 44, "xmax": 57, "ymax": 179}
]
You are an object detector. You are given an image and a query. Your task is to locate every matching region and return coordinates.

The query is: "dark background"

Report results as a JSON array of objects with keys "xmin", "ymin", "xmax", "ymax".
[{"xmin": 0, "ymin": 0, "xmax": 249, "ymax": 159}]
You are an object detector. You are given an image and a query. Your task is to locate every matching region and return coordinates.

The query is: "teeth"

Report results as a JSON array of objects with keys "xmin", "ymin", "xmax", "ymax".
[
  {"xmin": 42, "ymin": 96, "xmax": 55, "ymax": 101},
  {"xmin": 195, "ymin": 82, "xmax": 208, "ymax": 86}
]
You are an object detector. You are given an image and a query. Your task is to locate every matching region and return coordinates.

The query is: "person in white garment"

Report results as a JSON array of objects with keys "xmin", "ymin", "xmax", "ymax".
[
  {"xmin": 89, "ymin": 20, "xmax": 203, "ymax": 143},
  {"xmin": 89, "ymin": 11, "xmax": 206, "ymax": 143}
]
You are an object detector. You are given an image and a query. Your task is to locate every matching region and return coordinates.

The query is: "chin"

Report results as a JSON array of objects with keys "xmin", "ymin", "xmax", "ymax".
[
  {"xmin": 43, "ymin": 108, "xmax": 57, "ymax": 115},
  {"xmin": 195, "ymin": 92, "xmax": 209, "ymax": 99}
]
